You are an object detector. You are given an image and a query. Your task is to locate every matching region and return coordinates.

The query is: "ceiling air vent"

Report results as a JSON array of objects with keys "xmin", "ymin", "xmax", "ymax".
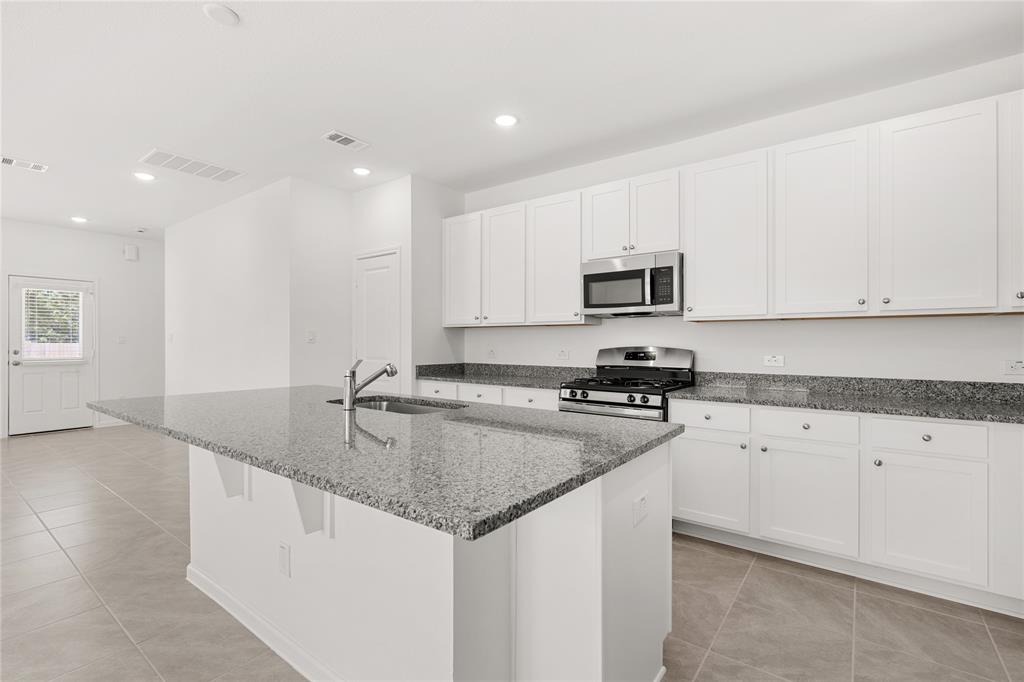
[
  {"xmin": 322, "ymin": 130, "xmax": 370, "ymax": 151},
  {"xmin": 2, "ymin": 156, "xmax": 48, "ymax": 173},
  {"xmin": 139, "ymin": 148, "xmax": 243, "ymax": 182}
]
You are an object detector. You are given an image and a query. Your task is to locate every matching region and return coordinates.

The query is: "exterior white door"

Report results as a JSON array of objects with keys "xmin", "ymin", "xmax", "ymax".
[
  {"xmin": 442, "ymin": 213, "xmax": 482, "ymax": 326},
  {"xmin": 629, "ymin": 170, "xmax": 680, "ymax": 255},
  {"xmin": 526, "ymin": 192, "xmax": 582, "ymax": 324},
  {"xmin": 757, "ymin": 438, "xmax": 859, "ymax": 558},
  {"xmin": 8, "ymin": 276, "xmax": 97, "ymax": 435},
  {"xmin": 878, "ymin": 100, "xmax": 998, "ymax": 312},
  {"xmin": 671, "ymin": 432, "xmax": 750, "ymax": 533},
  {"xmin": 774, "ymin": 128, "xmax": 870, "ymax": 315},
  {"xmin": 353, "ymin": 251, "xmax": 401, "ymax": 393},
  {"xmin": 582, "ymin": 180, "xmax": 629, "ymax": 261},
  {"xmin": 682, "ymin": 150, "xmax": 769, "ymax": 318},
  {"xmin": 481, "ymin": 204, "xmax": 526, "ymax": 325},
  {"xmin": 868, "ymin": 450, "xmax": 988, "ymax": 586}
]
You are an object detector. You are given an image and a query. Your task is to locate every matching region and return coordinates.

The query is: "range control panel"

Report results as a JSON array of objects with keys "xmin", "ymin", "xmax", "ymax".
[{"xmin": 624, "ymin": 350, "xmax": 656, "ymax": 362}]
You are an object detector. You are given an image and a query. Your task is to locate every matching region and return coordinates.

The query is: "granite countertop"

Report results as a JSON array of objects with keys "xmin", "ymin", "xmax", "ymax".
[
  {"xmin": 670, "ymin": 385, "xmax": 1024, "ymax": 424},
  {"xmin": 418, "ymin": 373, "xmax": 567, "ymax": 390},
  {"xmin": 88, "ymin": 386, "xmax": 682, "ymax": 540},
  {"xmin": 416, "ymin": 363, "xmax": 590, "ymax": 391}
]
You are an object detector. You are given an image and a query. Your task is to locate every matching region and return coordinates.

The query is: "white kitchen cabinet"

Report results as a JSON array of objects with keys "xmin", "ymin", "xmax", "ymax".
[
  {"xmin": 418, "ymin": 380, "xmax": 458, "ymax": 400},
  {"xmin": 481, "ymin": 204, "xmax": 526, "ymax": 325},
  {"xmin": 583, "ymin": 171, "xmax": 679, "ymax": 261},
  {"xmin": 774, "ymin": 128, "xmax": 870, "ymax": 315},
  {"xmin": 443, "ymin": 213, "xmax": 482, "ymax": 326},
  {"xmin": 457, "ymin": 383, "xmax": 503, "ymax": 405},
  {"xmin": 503, "ymin": 386, "xmax": 559, "ymax": 411},
  {"xmin": 867, "ymin": 450, "xmax": 988, "ymax": 586},
  {"xmin": 526, "ymin": 192, "xmax": 583, "ymax": 324},
  {"xmin": 878, "ymin": 99, "xmax": 998, "ymax": 312},
  {"xmin": 757, "ymin": 437, "xmax": 859, "ymax": 558},
  {"xmin": 682, "ymin": 150, "xmax": 768, "ymax": 318},
  {"xmin": 671, "ymin": 431, "xmax": 750, "ymax": 533}
]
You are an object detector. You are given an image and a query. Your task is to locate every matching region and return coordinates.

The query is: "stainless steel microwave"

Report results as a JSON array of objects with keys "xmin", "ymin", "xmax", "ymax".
[{"xmin": 581, "ymin": 251, "xmax": 683, "ymax": 317}]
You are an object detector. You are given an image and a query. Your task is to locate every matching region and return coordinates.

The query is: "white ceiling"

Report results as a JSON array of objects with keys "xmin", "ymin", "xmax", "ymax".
[{"xmin": 2, "ymin": 1, "xmax": 1022, "ymax": 238}]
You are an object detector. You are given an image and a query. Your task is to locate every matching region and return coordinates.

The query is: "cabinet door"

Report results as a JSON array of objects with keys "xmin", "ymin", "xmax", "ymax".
[
  {"xmin": 482, "ymin": 204, "xmax": 526, "ymax": 325},
  {"xmin": 671, "ymin": 433, "xmax": 750, "ymax": 533},
  {"xmin": 682, "ymin": 150, "xmax": 768, "ymax": 318},
  {"xmin": 758, "ymin": 438, "xmax": 859, "ymax": 557},
  {"xmin": 868, "ymin": 450, "xmax": 988, "ymax": 586},
  {"xmin": 774, "ymin": 128, "xmax": 869, "ymax": 315},
  {"xmin": 527, "ymin": 192, "xmax": 582, "ymax": 323},
  {"xmin": 630, "ymin": 170, "xmax": 679, "ymax": 255},
  {"xmin": 582, "ymin": 180, "xmax": 629, "ymax": 260},
  {"xmin": 443, "ymin": 213, "xmax": 482, "ymax": 326},
  {"xmin": 878, "ymin": 100, "xmax": 998, "ymax": 311}
]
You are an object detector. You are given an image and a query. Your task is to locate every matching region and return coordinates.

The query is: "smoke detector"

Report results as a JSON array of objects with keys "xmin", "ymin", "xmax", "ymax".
[
  {"xmin": 2, "ymin": 156, "xmax": 48, "ymax": 173},
  {"xmin": 322, "ymin": 130, "xmax": 370, "ymax": 151},
  {"xmin": 139, "ymin": 149, "xmax": 242, "ymax": 182}
]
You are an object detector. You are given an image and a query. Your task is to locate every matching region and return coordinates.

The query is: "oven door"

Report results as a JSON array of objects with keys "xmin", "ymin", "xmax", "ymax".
[{"xmin": 581, "ymin": 254, "xmax": 654, "ymax": 316}]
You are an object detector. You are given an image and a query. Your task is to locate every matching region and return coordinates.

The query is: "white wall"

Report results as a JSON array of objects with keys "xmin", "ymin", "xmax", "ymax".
[
  {"xmin": 1, "ymin": 220, "xmax": 165, "ymax": 430},
  {"xmin": 461, "ymin": 55, "xmax": 1024, "ymax": 383}
]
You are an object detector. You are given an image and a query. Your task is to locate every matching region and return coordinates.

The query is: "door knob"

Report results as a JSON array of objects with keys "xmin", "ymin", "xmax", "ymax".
[{"xmin": 873, "ymin": 459, "xmax": 883, "ymax": 467}]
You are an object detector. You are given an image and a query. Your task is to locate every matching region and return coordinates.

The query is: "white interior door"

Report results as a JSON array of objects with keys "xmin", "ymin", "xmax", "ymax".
[
  {"xmin": 8, "ymin": 276, "xmax": 97, "ymax": 435},
  {"xmin": 352, "ymin": 251, "xmax": 401, "ymax": 393}
]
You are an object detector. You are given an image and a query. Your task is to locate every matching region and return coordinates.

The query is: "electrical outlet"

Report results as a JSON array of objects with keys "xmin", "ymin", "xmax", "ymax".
[
  {"xmin": 556, "ymin": 349, "xmax": 570, "ymax": 361},
  {"xmin": 278, "ymin": 541, "xmax": 291, "ymax": 578},
  {"xmin": 487, "ymin": 348, "xmax": 497, "ymax": 360},
  {"xmin": 763, "ymin": 355, "xmax": 785, "ymax": 367},
  {"xmin": 632, "ymin": 492, "xmax": 649, "ymax": 527},
  {"xmin": 305, "ymin": 330, "xmax": 317, "ymax": 344},
  {"xmin": 1005, "ymin": 360, "xmax": 1024, "ymax": 375}
]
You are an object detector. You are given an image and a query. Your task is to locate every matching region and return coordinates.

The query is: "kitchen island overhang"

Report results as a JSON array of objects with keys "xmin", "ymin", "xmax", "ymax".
[{"xmin": 89, "ymin": 386, "xmax": 683, "ymax": 681}]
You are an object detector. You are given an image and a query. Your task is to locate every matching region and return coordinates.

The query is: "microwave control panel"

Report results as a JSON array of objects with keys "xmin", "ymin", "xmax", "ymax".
[{"xmin": 652, "ymin": 266, "xmax": 675, "ymax": 304}]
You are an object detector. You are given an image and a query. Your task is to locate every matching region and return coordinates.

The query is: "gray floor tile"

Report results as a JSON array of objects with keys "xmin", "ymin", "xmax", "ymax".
[
  {"xmin": 213, "ymin": 649, "xmax": 306, "ymax": 682},
  {"xmin": 854, "ymin": 640, "xmax": 989, "ymax": 681},
  {"xmin": 1, "ymin": 530, "xmax": 60, "ymax": 565},
  {"xmin": 672, "ymin": 582, "xmax": 733, "ymax": 649},
  {"xmin": 991, "ymin": 627, "xmax": 1024, "ymax": 682},
  {"xmin": 2, "ymin": 494, "xmax": 34, "ymax": 518},
  {"xmin": 50, "ymin": 511, "xmax": 164, "ymax": 549},
  {"xmin": 737, "ymin": 564, "xmax": 853, "ymax": 634},
  {"xmin": 52, "ymin": 648, "xmax": 161, "ymax": 682},
  {"xmin": 664, "ymin": 636, "xmax": 707, "ymax": 682},
  {"xmin": 139, "ymin": 608, "xmax": 269, "ymax": 682},
  {"xmin": 856, "ymin": 594, "xmax": 1006, "ymax": 681},
  {"xmin": 0, "ymin": 606, "xmax": 136, "ymax": 680},
  {"xmin": 712, "ymin": 600, "xmax": 852, "ymax": 681},
  {"xmin": 17, "ymin": 479, "xmax": 109, "ymax": 501},
  {"xmin": 857, "ymin": 579, "xmax": 984, "ymax": 623},
  {"xmin": 752, "ymin": 554, "xmax": 855, "ymax": 590},
  {"xmin": 27, "ymin": 486, "xmax": 120, "ymax": 513},
  {"xmin": 696, "ymin": 653, "xmax": 785, "ymax": 681},
  {"xmin": 1, "ymin": 512, "xmax": 44, "ymax": 540},
  {"xmin": 672, "ymin": 541, "xmax": 751, "ymax": 599},
  {"xmin": 38, "ymin": 498, "xmax": 137, "ymax": 529},
  {"xmin": 985, "ymin": 610, "xmax": 1024, "ymax": 637},
  {"xmin": 1, "ymin": 550, "xmax": 78, "ymax": 596},
  {"xmin": 0, "ymin": 575, "xmax": 102, "ymax": 639},
  {"xmin": 64, "ymin": 523, "xmax": 168, "ymax": 573}
]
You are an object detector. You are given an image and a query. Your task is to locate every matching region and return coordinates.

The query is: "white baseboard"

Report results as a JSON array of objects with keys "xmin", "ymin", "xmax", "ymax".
[
  {"xmin": 674, "ymin": 521, "xmax": 1024, "ymax": 619},
  {"xmin": 186, "ymin": 564, "xmax": 341, "ymax": 681},
  {"xmin": 653, "ymin": 664, "xmax": 667, "ymax": 682}
]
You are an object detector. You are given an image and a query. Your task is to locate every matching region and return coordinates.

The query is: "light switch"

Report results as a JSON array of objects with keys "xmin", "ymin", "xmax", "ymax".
[{"xmin": 763, "ymin": 355, "xmax": 785, "ymax": 367}]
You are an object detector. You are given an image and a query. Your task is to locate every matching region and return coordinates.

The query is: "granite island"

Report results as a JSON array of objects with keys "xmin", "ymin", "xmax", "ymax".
[{"xmin": 89, "ymin": 385, "xmax": 684, "ymax": 681}]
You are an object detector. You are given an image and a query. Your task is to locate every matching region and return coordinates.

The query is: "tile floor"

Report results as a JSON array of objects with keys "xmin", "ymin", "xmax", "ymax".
[{"xmin": 1, "ymin": 425, "xmax": 1022, "ymax": 681}]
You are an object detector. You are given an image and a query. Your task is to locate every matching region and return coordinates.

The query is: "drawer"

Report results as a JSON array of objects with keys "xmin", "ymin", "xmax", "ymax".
[
  {"xmin": 872, "ymin": 418, "xmax": 988, "ymax": 458},
  {"xmin": 418, "ymin": 380, "xmax": 458, "ymax": 400},
  {"xmin": 670, "ymin": 401, "xmax": 750, "ymax": 432},
  {"xmin": 457, "ymin": 383, "xmax": 503, "ymax": 405},
  {"xmin": 755, "ymin": 409, "xmax": 859, "ymax": 445},
  {"xmin": 503, "ymin": 387, "xmax": 558, "ymax": 411}
]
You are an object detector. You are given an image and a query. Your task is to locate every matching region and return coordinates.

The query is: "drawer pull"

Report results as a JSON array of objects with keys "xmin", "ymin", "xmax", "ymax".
[
  {"xmin": 801, "ymin": 423, "xmax": 810, "ymax": 430},
  {"xmin": 760, "ymin": 445, "xmax": 768, "ymax": 452},
  {"xmin": 476, "ymin": 393, "xmax": 483, "ymax": 398},
  {"xmin": 704, "ymin": 414, "xmax": 712, "ymax": 420},
  {"xmin": 874, "ymin": 459, "xmax": 883, "ymax": 467},
  {"xmin": 882, "ymin": 297, "xmax": 891, "ymax": 304},
  {"xmin": 527, "ymin": 398, "xmax": 534, "ymax": 403},
  {"xmin": 739, "ymin": 443, "xmax": 747, "ymax": 450},
  {"xmin": 857, "ymin": 298, "xmax": 866, "ymax": 305},
  {"xmin": 922, "ymin": 434, "xmax": 932, "ymax": 442},
  {"xmin": 433, "ymin": 389, "xmax": 440, "ymax": 394}
]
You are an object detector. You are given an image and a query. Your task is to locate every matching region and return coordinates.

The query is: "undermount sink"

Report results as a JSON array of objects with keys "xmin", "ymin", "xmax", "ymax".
[{"xmin": 354, "ymin": 398, "xmax": 463, "ymax": 414}]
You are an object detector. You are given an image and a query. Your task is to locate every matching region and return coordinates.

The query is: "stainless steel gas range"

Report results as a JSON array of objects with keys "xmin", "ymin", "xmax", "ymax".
[{"xmin": 558, "ymin": 346, "xmax": 695, "ymax": 421}]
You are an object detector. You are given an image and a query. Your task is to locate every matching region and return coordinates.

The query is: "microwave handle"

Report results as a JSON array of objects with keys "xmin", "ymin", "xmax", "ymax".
[{"xmin": 643, "ymin": 268, "xmax": 652, "ymax": 305}]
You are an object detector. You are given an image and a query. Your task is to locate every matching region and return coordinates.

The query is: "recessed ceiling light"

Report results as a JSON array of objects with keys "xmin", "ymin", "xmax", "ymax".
[
  {"xmin": 132, "ymin": 171, "xmax": 156, "ymax": 182},
  {"xmin": 352, "ymin": 167, "xmax": 371, "ymax": 176},
  {"xmin": 202, "ymin": 3, "xmax": 240, "ymax": 26},
  {"xmin": 494, "ymin": 114, "xmax": 518, "ymax": 127},
  {"xmin": 71, "ymin": 216, "xmax": 88, "ymax": 223}
]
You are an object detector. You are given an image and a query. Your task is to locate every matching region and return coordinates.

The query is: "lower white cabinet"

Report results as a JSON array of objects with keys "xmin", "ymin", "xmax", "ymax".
[
  {"xmin": 671, "ymin": 431, "xmax": 750, "ymax": 533},
  {"xmin": 418, "ymin": 381, "xmax": 558, "ymax": 411},
  {"xmin": 867, "ymin": 449, "xmax": 989, "ymax": 586},
  {"xmin": 503, "ymin": 386, "xmax": 559, "ymax": 411},
  {"xmin": 757, "ymin": 437, "xmax": 859, "ymax": 558},
  {"xmin": 418, "ymin": 380, "xmax": 458, "ymax": 400},
  {"xmin": 457, "ymin": 383, "xmax": 503, "ymax": 405}
]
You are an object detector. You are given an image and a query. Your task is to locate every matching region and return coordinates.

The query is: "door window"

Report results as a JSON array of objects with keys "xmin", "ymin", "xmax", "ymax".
[{"xmin": 22, "ymin": 288, "xmax": 83, "ymax": 360}]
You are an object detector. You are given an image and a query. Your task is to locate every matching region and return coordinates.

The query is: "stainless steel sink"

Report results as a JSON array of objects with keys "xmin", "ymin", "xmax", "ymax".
[{"xmin": 355, "ymin": 400, "xmax": 458, "ymax": 415}]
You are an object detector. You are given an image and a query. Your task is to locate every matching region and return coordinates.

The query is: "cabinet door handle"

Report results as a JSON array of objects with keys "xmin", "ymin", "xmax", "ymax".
[
  {"xmin": 474, "ymin": 315, "xmax": 480, "ymax": 320},
  {"xmin": 922, "ymin": 434, "xmax": 932, "ymax": 442},
  {"xmin": 527, "ymin": 398, "xmax": 534, "ymax": 403},
  {"xmin": 802, "ymin": 423, "xmax": 810, "ymax": 430},
  {"xmin": 622, "ymin": 245, "xmax": 628, "ymax": 251},
  {"xmin": 760, "ymin": 445, "xmax": 768, "ymax": 452},
  {"xmin": 483, "ymin": 315, "xmax": 489, "ymax": 320},
  {"xmin": 739, "ymin": 443, "xmax": 747, "ymax": 450},
  {"xmin": 686, "ymin": 306, "xmax": 693, "ymax": 312},
  {"xmin": 433, "ymin": 389, "xmax": 440, "ymax": 394},
  {"xmin": 857, "ymin": 298, "xmax": 866, "ymax": 305},
  {"xmin": 476, "ymin": 393, "xmax": 483, "ymax": 398},
  {"xmin": 1017, "ymin": 291, "xmax": 1024, "ymax": 300},
  {"xmin": 573, "ymin": 312, "xmax": 579, "ymax": 317},
  {"xmin": 704, "ymin": 414, "xmax": 712, "ymax": 420},
  {"xmin": 882, "ymin": 297, "xmax": 891, "ymax": 304},
  {"xmin": 629, "ymin": 244, "xmax": 636, "ymax": 250},
  {"xmin": 874, "ymin": 459, "xmax": 883, "ymax": 467}
]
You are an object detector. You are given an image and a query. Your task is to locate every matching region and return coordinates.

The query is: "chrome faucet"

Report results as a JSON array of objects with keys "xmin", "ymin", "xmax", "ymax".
[{"xmin": 343, "ymin": 359, "xmax": 398, "ymax": 411}]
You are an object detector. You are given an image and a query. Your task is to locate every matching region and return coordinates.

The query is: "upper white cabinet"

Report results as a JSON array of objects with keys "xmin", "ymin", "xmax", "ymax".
[
  {"xmin": 481, "ymin": 205, "xmax": 526, "ymax": 325},
  {"xmin": 526, "ymin": 192, "xmax": 582, "ymax": 323},
  {"xmin": 878, "ymin": 100, "xmax": 998, "ymax": 312},
  {"xmin": 682, "ymin": 150, "xmax": 768, "ymax": 318},
  {"xmin": 774, "ymin": 128, "xmax": 870, "ymax": 315},
  {"xmin": 582, "ymin": 170, "xmax": 679, "ymax": 261},
  {"xmin": 443, "ymin": 212, "xmax": 483, "ymax": 325}
]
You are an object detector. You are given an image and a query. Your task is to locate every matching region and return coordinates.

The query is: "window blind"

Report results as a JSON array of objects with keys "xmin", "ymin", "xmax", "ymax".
[{"xmin": 22, "ymin": 288, "xmax": 83, "ymax": 360}]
